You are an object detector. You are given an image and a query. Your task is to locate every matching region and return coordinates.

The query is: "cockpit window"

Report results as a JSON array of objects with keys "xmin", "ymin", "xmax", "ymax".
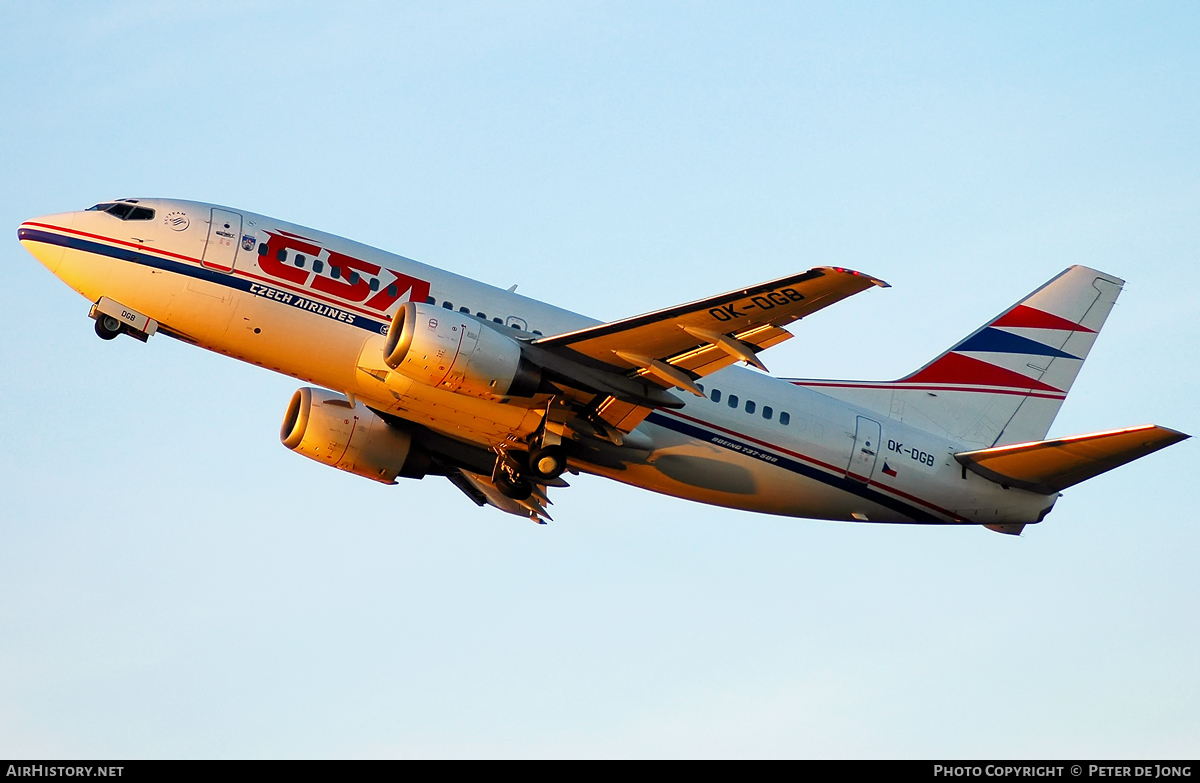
[{"xmin": 86, "ymin": 202, "xmax": 155, "ymax": 221}]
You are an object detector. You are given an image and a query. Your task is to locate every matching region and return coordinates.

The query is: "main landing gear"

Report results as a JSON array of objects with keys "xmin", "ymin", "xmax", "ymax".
[
  {"xmin": 495, "ymin": 464, "xmax": 534, "ymax": 501},
  {"xmin": 528, "ymin": 445, "xmax": 567, "ymax": 481},
  {"xmin": 492, "ymin": 438, "xmax": 569, "ymax": 502}
]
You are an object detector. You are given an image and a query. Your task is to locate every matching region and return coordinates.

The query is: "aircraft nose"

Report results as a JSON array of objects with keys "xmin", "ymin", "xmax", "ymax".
[{"xmin": 18, "ymin": 210, "xmax": 77, "ymax": 275}]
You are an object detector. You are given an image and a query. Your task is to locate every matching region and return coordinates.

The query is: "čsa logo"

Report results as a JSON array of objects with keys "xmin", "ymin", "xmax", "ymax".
[{"xmin": 256, "ymin": 229, "xmax": 430, "ymax": 314}]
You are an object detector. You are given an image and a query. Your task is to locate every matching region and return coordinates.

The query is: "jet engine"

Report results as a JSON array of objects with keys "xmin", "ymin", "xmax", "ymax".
[
  {"xmin": 383, "ymin": 301, "xmax": 542, "ymax": 398},
  {"xmin": 280, "ymin": 387, "xmax": 429, "ymax": 483}
]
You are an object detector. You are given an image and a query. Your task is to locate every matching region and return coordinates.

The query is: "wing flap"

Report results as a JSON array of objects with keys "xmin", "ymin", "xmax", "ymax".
[
  {"xmin": 595, "ymin": 396, "xmax": 655, "ymax": 434},
  {"xmin": 596, "ymin": 325, "xmax": 797, "ymax": 432},
  {"xmin": 955, "ymin": 425, "xmax": 1189, "ymax": 495},
  {"xmin": 667, "ymin": 323, "xmax": 794, "ymax": 375}
]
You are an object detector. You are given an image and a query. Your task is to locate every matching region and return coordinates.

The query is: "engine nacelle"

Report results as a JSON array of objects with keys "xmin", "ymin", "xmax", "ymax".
[
  {"xmin": 383, "ymin": 301, "xmax": 542, "ymax": 398},
  {"xmin": 280, "ymin": 388, "xmax": 429, "ymax": 483}
]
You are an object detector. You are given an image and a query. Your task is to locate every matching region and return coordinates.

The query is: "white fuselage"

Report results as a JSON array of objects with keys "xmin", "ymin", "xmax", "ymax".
[{"xmin": 19, "ymin": 199, "xmax": 1056, "ymax": 527}]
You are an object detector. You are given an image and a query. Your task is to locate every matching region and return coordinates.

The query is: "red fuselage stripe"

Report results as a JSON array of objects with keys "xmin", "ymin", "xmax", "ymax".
[
  {"xmin": 660, "ymin": 409, "xmax": 960, "ymax": 519},
  {"xmin": 22, "ymin": 222, "xmax": 390, "ymax": 322},
  {"xmin": 788, "ymin": 380, "xmax": 1066, "ymax": 400}
]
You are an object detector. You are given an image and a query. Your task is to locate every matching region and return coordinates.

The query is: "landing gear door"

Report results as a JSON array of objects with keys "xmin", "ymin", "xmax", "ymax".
[
  {"xmin": 847, "ymin": 416, "xmax": 881, "ymax": 483},
  {"xmin": 201, "ymin": 208, "xmax": 243, "ymax": 272}
]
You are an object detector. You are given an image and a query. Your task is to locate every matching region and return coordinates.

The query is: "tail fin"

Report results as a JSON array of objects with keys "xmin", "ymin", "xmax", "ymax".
[{"xmin": 793, "ymin": 266, "xmax": 1125, "ymax": 448}]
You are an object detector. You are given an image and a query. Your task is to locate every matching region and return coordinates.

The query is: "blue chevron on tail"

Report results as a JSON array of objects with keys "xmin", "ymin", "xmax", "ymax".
[{"xmin": 788, "ymin": 266, "xmax": 1125, "ymax": 448}]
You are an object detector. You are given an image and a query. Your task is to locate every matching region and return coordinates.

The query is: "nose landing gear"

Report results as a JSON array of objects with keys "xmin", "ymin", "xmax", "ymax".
[
  {"xmin": 88, "ymin": 297, "xmax": 158, "ymax": 343},
  {"xmin": 94, "ymin": 314, "xmax": 122, "ymax": 341}
]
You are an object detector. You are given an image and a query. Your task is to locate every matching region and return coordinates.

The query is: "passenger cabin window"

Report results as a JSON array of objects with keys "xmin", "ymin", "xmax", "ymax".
[
  {"xmin": 728, "ymin": 394, "xmax": 739, "ymax": 408},
  {"xmin": 745, "ymin": 400, "xmax": 756, "ymax": 414},
  {"xmin": 493, "ymin": 318, "xmax": 503, "ymax": 324},
  {"xmin": 370, "ymin": 278, "xmax": 380, "ymax": 292},
  {"xmin": 277, "ymin": 248, "xmax": 287, "ymax": 262},
  {"xmin": 313, "ymin": 259, "xmax": 324, "ymax": 273},
  {"xmin": 330, "ymin": 266, "xmax": 341, "ymax": 280},
  {"xmin": 532, "ymin": 330, "xmax": 542, "ymax": 336},
  {"xmin": 348, "ymin": 272, "xmax": 360, "ymax": 285},
  {"xmin": 442, "ymin": 301, "xmax": 453, "ymax": 309},
  {"xmin": 294, "ymin": 254, "xmax": 306, "ymax": 268},
  {"xmin": 762, "ymin": 406, "xmax": 773, "ymax": 420},
  {"xmin": 425, "ymin": 296, "xmax": 435, "ymax": 304},
  {"xmin": 258, "ymin": 243, "xmax": 269, "ymax": 256},
  {"xmin": 460, "ymin": 307, "xmax": 470, "ymax": 314},
  {"xmin": 779, "ymin": 412, "xmax": 791, "ymax": 425},
  {"xmin": 477, "ymin": 312, "xmax": 486, "ymax": 318},
  {"xmin": 711, "ymin": 389, "xmax": 721, "ymax": 403}
]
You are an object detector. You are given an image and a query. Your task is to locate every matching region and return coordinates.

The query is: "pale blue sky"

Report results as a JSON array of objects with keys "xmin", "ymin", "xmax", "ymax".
[{"xmin": 1, "ymin": 2, "xmax": 1197, "ymax": 758}]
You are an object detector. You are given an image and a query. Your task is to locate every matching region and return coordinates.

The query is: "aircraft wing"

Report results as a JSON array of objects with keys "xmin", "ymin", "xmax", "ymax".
[
  {"xmin": 536, "ymin": 266, "xmax": 886, "ymax": 368},
  {"xmin": 531, "ymin": 266, "xmax": 887, "ymax": 432}
]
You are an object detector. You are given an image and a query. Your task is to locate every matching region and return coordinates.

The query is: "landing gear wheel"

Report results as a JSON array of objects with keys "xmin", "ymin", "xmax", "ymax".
[
  {"xmin": 495, "ymin": 472, "xmax": 533, "ymax": 501},
  {"xmin": 528, "ymin": 445, "xmax": 567, "ymax": 480},
  {"xmin": 95, "ymin": 315, "xmax": 122, "ymax": 341}
]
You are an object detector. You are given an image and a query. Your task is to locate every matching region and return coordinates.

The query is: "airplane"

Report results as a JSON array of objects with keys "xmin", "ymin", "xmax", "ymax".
[{"xmin": 17, "ymin": 198, "xmax": 1189, "ymax": 534}]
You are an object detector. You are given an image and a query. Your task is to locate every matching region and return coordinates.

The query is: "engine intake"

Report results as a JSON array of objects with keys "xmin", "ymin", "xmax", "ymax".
[
  {"xmin": 383, "ymin": 301, "xmax": 542, "ymax": 398},
  {"xmin": 280, "ymin": 387, "xmax": 428, "ymax": 483}
]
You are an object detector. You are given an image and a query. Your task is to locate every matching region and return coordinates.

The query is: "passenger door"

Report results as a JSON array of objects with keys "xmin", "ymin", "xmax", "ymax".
[
  {"xmin": 846, "ymin": 416, "xmax": 881, "ymax": 483},
  {"xmin": 201, "ymin": 208, "xmax": 243, "ymax": 272}
]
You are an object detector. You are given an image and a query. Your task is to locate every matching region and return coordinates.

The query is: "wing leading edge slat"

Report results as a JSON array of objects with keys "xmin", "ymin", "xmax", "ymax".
[{"xmin": 535, "ymin": 266, "xmax": 886, "ymax": 370}]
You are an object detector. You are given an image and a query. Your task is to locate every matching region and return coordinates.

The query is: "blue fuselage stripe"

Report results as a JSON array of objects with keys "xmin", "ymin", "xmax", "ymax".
[
  {"xmin": 21, "ymin": 226, "xmax": 947, "ymax": 523},
  {"xmin": 18, "ymin": 228, "xmax": 390, "ymax": 334},
  {"xmin": 645, "ymin": 411, "xmax": 943, "ymax": 523}
]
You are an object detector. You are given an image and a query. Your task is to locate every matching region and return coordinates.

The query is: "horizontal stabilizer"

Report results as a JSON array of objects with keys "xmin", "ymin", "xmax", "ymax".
[{"xmin": 955, "ymin": 425, "xmax": 1189, "ymax": 495}]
